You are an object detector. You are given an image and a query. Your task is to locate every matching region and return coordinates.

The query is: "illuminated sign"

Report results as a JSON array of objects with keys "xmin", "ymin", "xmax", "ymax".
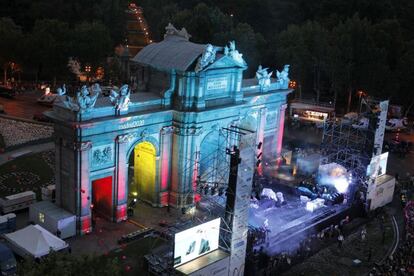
[
  {"xmin": 367, "ymin": 152, "xmax": 389, "ymax": 179},
  {"xmin": 173, "ymin": 218, "xmax": 221, "ymax": 267},
  {"xmin": 304, "ymin": 110, "xmax": 328, "ymax": 120},
  {"xmin": 207, "ymin": 77, "xmax": 228, "ymax": 91}
]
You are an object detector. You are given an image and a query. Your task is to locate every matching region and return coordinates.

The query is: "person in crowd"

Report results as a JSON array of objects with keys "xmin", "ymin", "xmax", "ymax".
[{"xmin": 337, "ymin": 233, "xmax": 344, "ymax": 248}]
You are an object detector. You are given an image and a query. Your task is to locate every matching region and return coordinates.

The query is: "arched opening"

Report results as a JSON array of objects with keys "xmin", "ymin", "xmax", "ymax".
[
  {"xmin": 198, "ymin": 129, "xmax": 229, "ymax": 199},
  {"xmin": 128, "ymin": 141, "xmax": 157, "ymax": 204}
]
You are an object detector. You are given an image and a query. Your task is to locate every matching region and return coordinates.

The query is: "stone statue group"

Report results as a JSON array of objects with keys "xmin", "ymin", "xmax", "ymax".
[
  {"xmin": 256, "ymin": 64, "xmax": 290, "ymax": 90},
  {"xmin": 57, "ymin": 84, "xmax": 131, "ymax": 113},
  {"xmin": 195, "ymin": 40, "xmax": 245, "ymax": 72}
]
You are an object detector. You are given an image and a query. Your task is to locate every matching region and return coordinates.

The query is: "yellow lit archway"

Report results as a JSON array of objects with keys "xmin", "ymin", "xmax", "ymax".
[{"xmin": 133, "ymin": 141, "xmax": 156, "ymax": 202}]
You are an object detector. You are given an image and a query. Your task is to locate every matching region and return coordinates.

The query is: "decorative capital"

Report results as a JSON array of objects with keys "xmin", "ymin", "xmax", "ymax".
[
  {"xmin": 140, "ymin": 128, "xmax": 149, "ymax": 138},
  {"xmin": 230, "ymin": 119, "xmax": 240, "ymax": 126},
  {"xmin": 73, "ymin": 141, "xmax": 92, "ymax": 151},
  {"xmin": 174, "ymin": 125, "xmax": 203, "ymax": 136},
  {"xmin": 211, "ymin": 124, "xmax": 220, "ymax": 131},
  {"xmin": 161, "ymin": 126, "xmax": 174, "ymax": 135},
  {"xmin": 117, "ymin": 134, "xmax": 133, "ymax": 144}
]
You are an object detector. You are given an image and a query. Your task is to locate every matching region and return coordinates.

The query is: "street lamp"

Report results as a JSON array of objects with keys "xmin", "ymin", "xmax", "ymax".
[
  {"xmin": 85, "ymin": 65, "xmax": 92, "ymax": 82},
  {"xmin": 289, "ymin": 80, "xmax": 297, "ymax": 89},
  {"xmin": 357, "ymin": 90, "xmax": 367, "ymax": 113}
]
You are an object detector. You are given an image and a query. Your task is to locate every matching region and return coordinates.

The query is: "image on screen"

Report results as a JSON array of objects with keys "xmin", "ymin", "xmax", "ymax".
[
  {"xmin": 173, "ymin": 218, "xmax": 221, "ymax": 267},
  {"xmin": 367, "ymin": 152, "xmax": 389, "ymax": 179}
]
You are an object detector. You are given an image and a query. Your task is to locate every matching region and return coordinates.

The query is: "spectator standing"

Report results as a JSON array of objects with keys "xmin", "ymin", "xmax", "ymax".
[
  {"xmin": 367, "ymin": 247, "xmax": 372, "ymax": 262},
  {"xmin": 338, "ymin": 233, "xmax": 344, "ymax": 248},
  {"xmin": 361, "ymin": 227, "xmax": 367, "ymax": 242}
]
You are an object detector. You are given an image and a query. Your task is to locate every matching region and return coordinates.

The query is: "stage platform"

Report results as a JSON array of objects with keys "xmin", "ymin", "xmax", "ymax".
[{"xmin": 249, "ymin": 184, "xmax": 356, "ymax": 255}]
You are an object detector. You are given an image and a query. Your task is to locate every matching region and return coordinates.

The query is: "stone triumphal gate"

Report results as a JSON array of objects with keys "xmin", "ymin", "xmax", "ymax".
[{"xmin": 47, "ymin": 25, "xmax": 292, "ymax": 234}]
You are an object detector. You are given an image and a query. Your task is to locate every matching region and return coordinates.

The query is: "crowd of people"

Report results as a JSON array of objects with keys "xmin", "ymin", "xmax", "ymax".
[
  {"xmin": 0, "ymin": 117, "xmax": 53, "ymax": 148},
  {"xmin": 246, "ymin": 216, "xmax": 353, "ymax": 275},
  {"xmin": 369, "ymin": 201, "xmax": 414, "ymax": 276}
]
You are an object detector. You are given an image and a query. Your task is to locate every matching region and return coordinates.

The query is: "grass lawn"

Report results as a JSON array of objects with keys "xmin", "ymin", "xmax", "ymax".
[
  {"xmin": 108, "ymin": 237, "xmax": 168, "ymax": 275},
  {"xmin": 0, "ymin": 151, "xmax": 54, "ymax": 198}
]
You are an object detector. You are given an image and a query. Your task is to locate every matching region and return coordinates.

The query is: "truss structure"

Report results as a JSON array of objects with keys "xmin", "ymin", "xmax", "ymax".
[
  {"xmin": 178, "ymin": 125, "xmax": 253, "ymax": 251},
  {"xmin": 320, "ymin": 97, "xmax": 387, "ymax": 190},
  {"xmin": 320, "ymin": 119, "xmax": 373, "ymax": 186}
]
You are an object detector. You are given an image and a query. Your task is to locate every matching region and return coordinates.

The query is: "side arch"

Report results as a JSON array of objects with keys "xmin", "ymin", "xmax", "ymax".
[
  {"xmin": 126, "ymin": 135, "xmax": 160, "ymax": 160},
  {"xmin": 126, "ymin": 136, "xmax": 160, "ymax": 204}
]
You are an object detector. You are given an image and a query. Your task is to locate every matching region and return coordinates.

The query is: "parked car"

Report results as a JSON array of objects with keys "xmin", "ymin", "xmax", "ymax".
[{"xmin": 297, "ymin": 186, "xmax": 318, "ymax": 200}]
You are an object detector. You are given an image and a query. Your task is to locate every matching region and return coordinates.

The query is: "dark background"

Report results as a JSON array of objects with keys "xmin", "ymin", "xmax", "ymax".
[{"xmin": 0, "ymin": 0, "xmax": 413, "ymax": 113}]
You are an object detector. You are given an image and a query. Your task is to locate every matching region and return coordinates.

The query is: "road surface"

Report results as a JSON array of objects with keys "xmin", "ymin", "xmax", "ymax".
[{"xmin": 0, "ymin": 91, "xmax": 51, "ymax": 120}]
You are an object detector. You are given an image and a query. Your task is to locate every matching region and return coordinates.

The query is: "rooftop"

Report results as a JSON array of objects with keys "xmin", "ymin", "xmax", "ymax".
[{"xmin": 132, "ymin": 30, "xmax": 208, "ymax": 72}]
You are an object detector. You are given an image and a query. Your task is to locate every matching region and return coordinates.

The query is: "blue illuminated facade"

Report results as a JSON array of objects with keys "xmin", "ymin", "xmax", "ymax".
[{"xmin": 47, "ymin": 26, "xmax": 292, "ymax": 234}]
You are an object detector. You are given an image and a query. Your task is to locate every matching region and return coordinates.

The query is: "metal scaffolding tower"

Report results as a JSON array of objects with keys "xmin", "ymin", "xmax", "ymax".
[
  {"xmin": 320, "ymin": 98, "xmax": 389, "ymax": 189},
  {"xmin": 320, "ymin": 119, "xmax": 373, "ymax": 186}
]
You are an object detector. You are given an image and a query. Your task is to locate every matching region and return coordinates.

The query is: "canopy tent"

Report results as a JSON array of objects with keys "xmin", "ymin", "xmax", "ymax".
[{"xmin": 4, "ymin": 224, "xmax": 68, "ymax": 258}]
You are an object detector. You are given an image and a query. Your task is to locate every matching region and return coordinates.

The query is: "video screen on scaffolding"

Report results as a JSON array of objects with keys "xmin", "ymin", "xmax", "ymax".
[
  {"xmin": 173, "ymin": 218, "xmax": 221, "ymax": 267},
  {"xmin": 367, "ymin": 152, "xmax": 389, "ymax": 179}
]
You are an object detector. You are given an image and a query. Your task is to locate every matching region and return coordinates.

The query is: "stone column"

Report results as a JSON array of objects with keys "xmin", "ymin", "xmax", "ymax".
[
  {"xmin": 74, "ymin": 141, "xmax": 92, "ymax": 235},
  {"xmin": 170, "ymin": 126, "xmax": 200, "ymax": 207},
  {"xmin": 159, "ymin": 126, "xmax": 173, "ymax": 206},
  {"xmin": 114, "ymin": 134, "xmax": 131, "ymax": 222},
  {"xmin": 276, "ymin": 104, "xmax": 287, "ymax": 158}
]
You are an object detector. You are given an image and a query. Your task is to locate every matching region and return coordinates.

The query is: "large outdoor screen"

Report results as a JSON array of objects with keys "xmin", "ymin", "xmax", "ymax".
[
  {"xmin": 367, "ymin": 152, "xmax": 389, "ymax": 179},
  {"xmin": 173, "ymin": 218, "xmax": 221, "ymax": 267}
]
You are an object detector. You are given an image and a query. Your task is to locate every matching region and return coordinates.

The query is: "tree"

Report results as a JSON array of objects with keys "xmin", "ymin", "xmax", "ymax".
[
  {"xmin": 268, "ymin": 21, "xmax": 331, "ymax": 102},
  {"xmin": 0, "ymin": 17, "xmax": 23, "ymax": 84},
  {"xmin": 70, "ymin": 21, "xmax": 112, "ymax": 70},
  {"xmin": 25, "ymin": 19, "xmax": 71, "ymax": 83},
  {"xmin": 396, "ymin": 40, "xmax": 414, "ymax": 114},
  {"xmin": 330, "ymin": 15, "xmax": 391, "ymax": 111},
  {"xmin": 171, "ymin": 3, "xmax": 233, "ymax": 43},
  {"xmin": 215, "ymin": 23, "xmax": 266, "ymax": 76}
]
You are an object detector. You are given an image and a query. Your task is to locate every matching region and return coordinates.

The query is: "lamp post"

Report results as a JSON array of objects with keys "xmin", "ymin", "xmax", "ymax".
[
  {"xmin": 357, "ymin": 90, "xmax": 366, "ymax": 114},
  {"xmin": 85, "ymin": 65, "xmax": 91, "ymax": 82}
]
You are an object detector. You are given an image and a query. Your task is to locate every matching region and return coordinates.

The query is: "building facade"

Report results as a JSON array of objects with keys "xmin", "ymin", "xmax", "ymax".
[{"xmin": 47, "ymin": 25, "xmax": 292, "ymax": 234}]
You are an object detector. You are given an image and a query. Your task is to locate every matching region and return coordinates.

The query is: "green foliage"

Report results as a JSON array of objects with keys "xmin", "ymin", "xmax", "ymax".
[
  {"xmin": 17, "ymin": 251, "xmax": 122, "ymax": 276},
  {"xmin": 0, "ymin": 0, "xmax": 128, "ymax": 81},
  {"xmin": 172, "ymin": 3, "xmax": 233, "ymax": 44},
  {"xmin": 70, "ymin": 21, "xmax": 112, "ymax": 66},
  {"xmin": 0, "ymin": 17, "xmax": 23, "ymax": 65},
  {"xmin": 138, "ymin": 0, "xmax": 414, "ymax": 109},
  {"xmin": 1, "ymin": 0, "xmax": 414, "ymax": 108},
  {"xmin": 24, "ymin": 19, "xmax": 71, "ymax": 78},
  {"xmin": 214, "ymin": 23, "xmax": 266, "ymax": 75}
]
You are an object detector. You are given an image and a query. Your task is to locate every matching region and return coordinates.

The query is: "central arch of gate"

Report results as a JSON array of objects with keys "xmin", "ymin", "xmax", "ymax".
[{"xmin": 48, "ymin": 29, "xmax": 292, "ymax": 234}]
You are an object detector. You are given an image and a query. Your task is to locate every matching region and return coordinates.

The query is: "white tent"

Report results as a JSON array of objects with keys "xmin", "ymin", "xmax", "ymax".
[{"xmin": 3, "ymin": 224, "xmax": 68, "ymax": 258}]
